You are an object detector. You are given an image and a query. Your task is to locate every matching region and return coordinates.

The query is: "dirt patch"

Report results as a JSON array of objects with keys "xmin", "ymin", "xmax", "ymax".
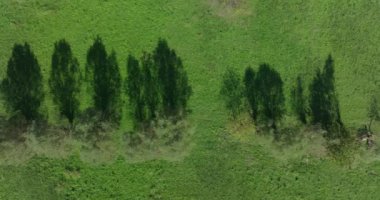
[
  {"xmin": 208, "ymin": 0, "xmax": 252, "ymax": 19},
  {"xmin": 123, "ymin": 119, "xmax": 194, "ymax": 162},
  {"xmin": 0, "ymin": 115, "xmax": 194, "ymax": 165},
  {"xmin": 225, "ymin": 113, "xmax": 256, "ymax": 141},
  {"xmin": 224, "ymin": 114, "xmax": 329, "ymax": 162}
]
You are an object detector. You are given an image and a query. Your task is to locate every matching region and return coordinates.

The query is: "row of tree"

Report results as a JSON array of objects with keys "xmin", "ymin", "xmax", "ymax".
[
  {"xmin": 221, "ymin": 55, "xmax": 354, "ymax": 139},
  {"xmin": 220, "ymin": 64, "xmax": 285, "ymax": 130},
  {"xmin": 126, "ymin": 40, "xmax": 192, "ymax": 128},
  {"xmin": 308, "ymin": 55, "xmax": 346, "ymax": 139},
  {"xmin": 0, "ymin": 38, "xmax": 191, "ymax": 129}
]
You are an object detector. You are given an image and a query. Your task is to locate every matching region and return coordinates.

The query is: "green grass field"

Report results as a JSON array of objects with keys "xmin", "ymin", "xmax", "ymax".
[{"xmin": 0, "ymin": 0, "xmax": 380, "ymax": 199}]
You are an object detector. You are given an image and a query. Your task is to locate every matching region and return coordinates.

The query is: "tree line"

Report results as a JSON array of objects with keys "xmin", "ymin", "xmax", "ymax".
[
  {"xmin": 126, "ymin": 39, "xmax": 192, "ymax": 128},
  {"xmin": 0, "ymin": 39, "xmax": 378, "ymax": 141},
  {"xmin": 220, "ymin": 55, "xmax": 378, "ymax": 140},
  {"xmin": 0, "ymin": 37, "xmax": 192, "ymax": 130},
  {"xmin": 220, "ymin": 63, "xmax": 285, "ymax": 133}
]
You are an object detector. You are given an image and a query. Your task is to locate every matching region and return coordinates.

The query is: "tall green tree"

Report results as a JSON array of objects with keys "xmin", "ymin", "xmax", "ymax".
[
  {"xmin": 243, "ymin": 66, "xmax": 258, "ymax": 121},
  {"xmin": 309, "ymin": 55, "xmax": 345, "ymax": 139},
  {"xmin": 1, "ymin": 43, "xmax": 44, "ymax": 120},
  {"xmin": 126, "ymin": 55, "xmax": 141, "ymax": 106},
  {"xmin": 86, "ymin": 37, "xmax": 107, "ymax": 82},
  {"xmin": 141, "ymin": 52, "xmax": 159, "ymax": 120},
  {"xmin": 323, "ymin": 55, "xmax": 335, "ymax": 93},
  {"xmin": 290, "ymin": 76, "xmax": 307, "ymax": 124},
  {"xmin": 177, "ymin": 58, "xmax": 192, "ymax": 114},
  {"xmin": 154, "ymin": 39, "xmax": 177, "ymax": 115},
  {"xmin": 126, "ymin": 55, "xmax": 145, "ymax": 124},
  {"xmin": 86, "ymin": 37, "xmax": 121, "ymax": 121},
  {"xmin": 255, "ymin": 64, "xmax": 285, "ymax": 129},
  {"xmin": 220, "ymin": 68, "xmax": 243, "ymax": 119},
  {"xmin": 309, "ymin": 69, "xmax": 327, "ymax": 126},
  {"xmin": 153, "ymin": 39, "xmax": 191, "ymax": 116},
  {"xmin": 104, "ymin": 51, "xmax": 122, "ymax": 119},
  {"xmin": 49, "ymin": 39, "xmax": 81, "ymax": 124}
]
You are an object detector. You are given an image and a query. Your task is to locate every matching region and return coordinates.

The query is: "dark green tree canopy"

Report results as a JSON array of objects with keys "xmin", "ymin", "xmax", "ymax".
[
  {"xmin": 255, "ymin": 64, "xmax": 285, "ymax": 128},
  {"xmin": 309, "ymin": 55, "xmax": 345, "ymax": 139},
  {"xmin": 126, "ymin": 39, "xmax": 192, "ymax": 128},
  {"xmin": 141, "ymin": 52, "xmax": 159, "ymax": 120},
  {"xmin": 220, "ymin": 67, "xmax": 243, "ymax": 119},
  {"xmin": 153, "ymin": 39, "xmax": 191, "ymax": 116},
  {"xmin": 310, "ymin": 69, "xmax": 327, "ymax": 126},
  {"xmin": 323, "ymin": 54, "xmax": 335, "ymax": 93},
  {"xmin": 1, "ymin": 43, "xmax": 44, "ymax": 120},
  {"xmin": 243, "ymin": 66, "xmax": 258, "ymax": 121},
  {"xmin": 126, "ymin": 55, "xmax": 145, "ymax": 124},
  {"xmin": 86, "ymin": 36, "xmax": 108, "ymax": 82},
  {"xmin": 86, "ymin": 37, "xmax": 121, "ymax": 121},
  {"xmin": 177, "ymin": 57, "xmax": 192, "ymax": 113},
  {"xmin": 291, "ymin": 76, "xmax": 307, "ymax": 124},
  {"xmin": 126, "ymin": 55, "xmax": 142, "ymax": 106},
  {"xmin": 49, "ymin": 39, "xmax": 81, "ymax": 124},
  {"xmin": 154, "ymin": 39, "xmax": 177, "ymax": 115}
]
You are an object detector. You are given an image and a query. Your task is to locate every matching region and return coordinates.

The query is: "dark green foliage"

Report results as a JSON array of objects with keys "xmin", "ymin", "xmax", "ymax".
[
  {"xmin": 242, "ymin": 64, "xmax": 285, "ymax": 129},
  {"xmin": 1, "ymin": 43, "xmax": 44, "ymax": 120},
  {"xmin": 141, "ymin": 52, "xmax": 159, "ymax": 120},
  {"xmin": 154, "ymin": 39, "xmax": 172, "ymax": 115},
  {"xmin": 126, "ymin": 55, "xmax": 141, "ymax": 107},
  {"xmin": 309, "ymin": 55, "xmax": 346, "ymax": 139},
  {"xmin": 49, "ymin": 39, "xmax": 81, "ymax": 124},
  {"xmin": 290, "ymin": 76, "xmax": 307, "ymax": 124},
  {"xmin": 220, "ymin": 68, "xmax": 243, "ymax": 119},
  {"xmin": 323, "ymin": 55, "xmax": 335, "ymax": 93},
  {"xmin": 126, "ymin": 39, "xmax": 191, "ymax": 128},
  {"xmin": 177, "ymin": 58, "xmax": 192, "ymax": 114},
  {"xmin": 255, "ymin": 64, "xmax": 285, "ymax": 129},
  {"xmin": 243, "ymin": 66, "xmax": 258, "ymax": 121},
  {"xmin": 86, "ymin": 37, "xmax": 108, "ymax": 82},
  {"xmin": 126, "ymin": 55, "xmax": 145, "ymax": 124},
  {"xmin": 86, "ymin": 37, "xmax": 121, "ymax": 121},
  {"xmin": 153, "ymin": 39, "xmax": 191, "ymax": 116},
  {"xmin": 104, "ymin": 51, "xmax": 122, "ymax": 119},
  {"xmin": 309, "ymin": 69, "xmax": 326, "ymax": 126},
  {"xmin": 368, "ymin": 95, "xmax": 379, "ymax": 132}
]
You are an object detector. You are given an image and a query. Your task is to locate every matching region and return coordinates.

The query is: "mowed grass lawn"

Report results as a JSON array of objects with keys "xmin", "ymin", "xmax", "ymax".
[{"xmin": 0, "ymin": 0, "xmax": 380, "ymax": 199}]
